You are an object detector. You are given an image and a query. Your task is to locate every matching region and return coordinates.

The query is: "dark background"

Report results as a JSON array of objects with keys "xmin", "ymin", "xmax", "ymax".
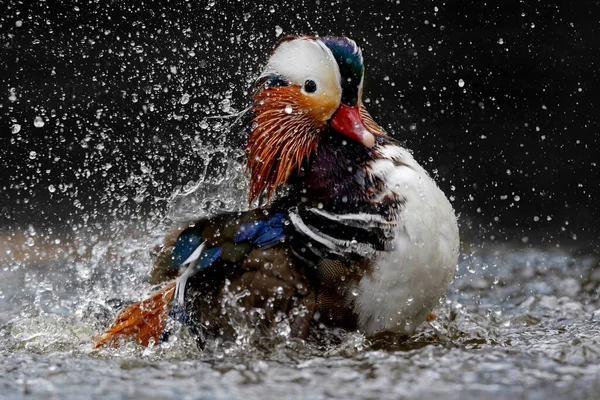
[{"xmin": 1, "ymin": 0, "xmax": 598, "ymax": 247}]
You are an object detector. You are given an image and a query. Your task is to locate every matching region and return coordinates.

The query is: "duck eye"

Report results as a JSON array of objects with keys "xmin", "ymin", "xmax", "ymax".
[{"xmin": 304, "ymin": 79, "xmax": 317, "ymax": 93}]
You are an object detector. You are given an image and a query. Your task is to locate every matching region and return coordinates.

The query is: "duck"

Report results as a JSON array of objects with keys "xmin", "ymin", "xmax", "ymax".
[{"xmin": 93, "ymin": 35, "xmax": 459, "ymax": 349}]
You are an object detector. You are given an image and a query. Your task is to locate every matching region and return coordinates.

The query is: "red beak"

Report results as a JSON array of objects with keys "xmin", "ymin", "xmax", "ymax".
[{"xmin": 329, "ymin": 104, "xmax": 375, "ymax": 148}]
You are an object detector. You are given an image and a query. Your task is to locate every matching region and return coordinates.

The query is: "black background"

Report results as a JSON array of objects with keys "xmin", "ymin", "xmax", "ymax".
[{"xmin": 1, "ymin": 0, "xmax": 598, "ymax": 247}]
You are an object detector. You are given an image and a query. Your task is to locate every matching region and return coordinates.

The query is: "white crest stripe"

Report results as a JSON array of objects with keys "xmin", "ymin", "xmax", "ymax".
[
  {"xmin": 308, "ymin": 208, "xmax": 391, "ymax": 227},
  {"xmin": 289, "ymin": 212, "xmax": 339, "ymax": 251},
  {"xmin": 290, "ymin": 211, "xmax": 377, "ymax": 256},
  {"xmin": 175, "ymin": 241, "xmax": 206, "ymax": 306}
]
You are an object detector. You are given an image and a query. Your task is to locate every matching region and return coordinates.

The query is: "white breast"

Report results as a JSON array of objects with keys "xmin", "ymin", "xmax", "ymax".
[{"xmin": 355, "ymin": 145, "xmax": 459, "ymax": 336}]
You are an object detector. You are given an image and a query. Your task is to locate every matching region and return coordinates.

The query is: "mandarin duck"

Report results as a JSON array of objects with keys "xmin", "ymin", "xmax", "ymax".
[{"xmin": 94, "ymin": 36, "xmax": 459, "ymax": 349}]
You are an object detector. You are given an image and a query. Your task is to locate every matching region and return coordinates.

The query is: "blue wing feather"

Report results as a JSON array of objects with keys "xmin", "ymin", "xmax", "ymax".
[
  {"xmin": 197, "ymin": 247, "xmax": 222, "ymax": 270},
  {"xmin": 233, "ymin": 220, "xmax": 267, "ymax": 243},
  {"xmin": 254, "ymin": 227, "xmax": 285, "ymax": 247},
  {"xmin": 234, "ymin": 212, "xmax": 287, "ymax": 246},
  {"xmin": 170, "ymin": 227, "xmax": 203, "ymax": 267},
  {"xmin": 170, "ymin": 212, "xmax": 287, "ymax": 272}
]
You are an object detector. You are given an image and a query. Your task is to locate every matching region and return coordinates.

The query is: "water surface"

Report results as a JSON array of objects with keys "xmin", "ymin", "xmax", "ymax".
[{"xmin": 1, "ymin": 224, "xmax": 599, "ymax": 399}]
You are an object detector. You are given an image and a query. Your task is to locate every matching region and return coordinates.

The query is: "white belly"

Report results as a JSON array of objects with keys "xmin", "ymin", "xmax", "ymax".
[{"xmin": 355, "ymin": 147, "xmax": 459, "ymax": 336}]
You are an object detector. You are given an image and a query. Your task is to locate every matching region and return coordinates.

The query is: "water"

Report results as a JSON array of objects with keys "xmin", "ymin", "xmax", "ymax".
[{"xmin": 1, "ymin": 221, "xmax": 599, "ymax": 399}]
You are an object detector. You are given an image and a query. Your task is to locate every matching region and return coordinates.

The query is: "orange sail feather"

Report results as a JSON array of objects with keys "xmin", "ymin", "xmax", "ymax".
[{"xmin": 93, "ymin": 281, "xmax": 176, "ymax": 349}]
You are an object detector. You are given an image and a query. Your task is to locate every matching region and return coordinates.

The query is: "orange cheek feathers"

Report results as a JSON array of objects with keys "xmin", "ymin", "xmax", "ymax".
[
  {"xmin": 247, "ymin": 86, "xmax": 322, "ymax": 203},
  {"xmin": 300, "ymin": 92, "xmax": 339, "ymax": 123}
]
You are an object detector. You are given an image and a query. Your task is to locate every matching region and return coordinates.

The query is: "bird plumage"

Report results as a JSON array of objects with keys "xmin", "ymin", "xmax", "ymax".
[{"xmin": 94, "ymin": 35, "xmax": 459, "ymax": 349}]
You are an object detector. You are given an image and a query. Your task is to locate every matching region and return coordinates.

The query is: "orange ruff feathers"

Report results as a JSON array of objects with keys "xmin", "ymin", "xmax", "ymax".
[{"xmin": 93, "ymin": 281, "xmax": 176, "ymax": 348}]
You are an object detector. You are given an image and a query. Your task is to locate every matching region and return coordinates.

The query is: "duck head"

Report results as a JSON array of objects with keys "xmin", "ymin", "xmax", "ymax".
[{"xmin": 247, "ymin": 35, "xmax": 383, "ymax": 202}]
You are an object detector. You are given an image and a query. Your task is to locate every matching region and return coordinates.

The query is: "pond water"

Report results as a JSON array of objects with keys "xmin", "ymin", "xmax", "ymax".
[{"xmin": 1, "ymin": 222, "xmax": 599, "ymax": 400}]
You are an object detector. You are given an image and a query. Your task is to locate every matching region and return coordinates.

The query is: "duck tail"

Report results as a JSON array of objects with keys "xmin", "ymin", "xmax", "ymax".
[{"xmin": 93, "ymin": 281, "xmax": 177, "ymax": 349}]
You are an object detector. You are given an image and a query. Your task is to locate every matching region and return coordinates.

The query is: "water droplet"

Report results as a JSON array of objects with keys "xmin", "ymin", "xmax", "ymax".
[
  {"xmin": 220, "ymin": 98, "xmax": 231, "ymax": 113},
  {"xmin": 275, "ymin": 25, "xmax": 283, "ymax": 37},
  {"xmin": 29, "ymin": 151, "xmax": 37, "ymax": 160},
  {"xmin": 284, "ymin": 105, "xmax": 293, "ymax": 114},
  {"xmin": 11, "ymin": 124, "xmax": 21, "ymax": 134},
  {"xmin": 458, "ymin": 79, "xmax": 465, "ymax": 88},
  {"xmin": 498, "ymin": 38, "xmax": 504, "ymax": 45},
  {"xmin": 48, "ymin": 185, "xmax": 56, "ymax": 193},
  {"xmin": 276, "ymin": 320, "xmax": 291, "ymax": 337},
  {"xmin": 180, "ymin": 93, "xmax": 190, "ymax": 105},
  {"xmin": 33, "ymin": 116, "xmax": 44, "ymax": 128},
  {"xmin": 488, "ymin": 306, "xmax": 502, "ymax": 318}
]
